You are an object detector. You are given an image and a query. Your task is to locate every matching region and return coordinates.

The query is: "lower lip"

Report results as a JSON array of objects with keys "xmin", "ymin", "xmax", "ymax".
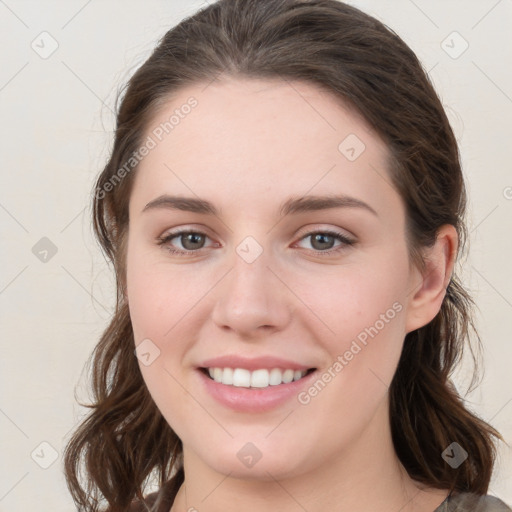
[{"xmin": 196, "ymin": 369, "xmax": 318, "ymax": 413}]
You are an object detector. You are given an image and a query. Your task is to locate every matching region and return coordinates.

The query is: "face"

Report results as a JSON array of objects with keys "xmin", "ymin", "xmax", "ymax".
[{"xmin": 125, "ymin": 77, "xmax": 426, "ymax": 480}]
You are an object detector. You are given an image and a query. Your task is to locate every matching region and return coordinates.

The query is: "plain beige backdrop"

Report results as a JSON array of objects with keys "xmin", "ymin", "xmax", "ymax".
[{"xmin": 0, "ymin": 0, "xmax": 511, "ymax": 509}]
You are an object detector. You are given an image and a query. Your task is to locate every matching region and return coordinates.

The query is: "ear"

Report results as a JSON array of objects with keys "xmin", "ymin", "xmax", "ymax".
[{"xmin": 404, "ymin": 224, "xmax": 458, "ymax": 334}]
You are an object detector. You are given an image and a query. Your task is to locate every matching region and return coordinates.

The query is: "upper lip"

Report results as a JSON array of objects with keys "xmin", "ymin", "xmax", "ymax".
[{"xmin": 199, "ymin": 355, "xmax": 315, "ymax": 372}]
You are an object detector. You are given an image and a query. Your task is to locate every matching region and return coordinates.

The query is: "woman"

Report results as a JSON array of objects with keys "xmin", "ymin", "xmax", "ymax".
[{"xmin": 63, "ymin": 0, "xmax": 512, "ymax": 511}]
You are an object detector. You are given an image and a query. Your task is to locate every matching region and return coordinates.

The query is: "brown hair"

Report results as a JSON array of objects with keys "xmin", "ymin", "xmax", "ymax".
[{"xmin": 63, "ymin": 0, "xmax": 505, "ymax": 510}]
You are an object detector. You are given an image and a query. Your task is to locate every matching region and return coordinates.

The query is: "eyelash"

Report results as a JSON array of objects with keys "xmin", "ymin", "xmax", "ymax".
[{"xmin": 156, "ymin": 228, "xmax": 356, "ymax": 257}]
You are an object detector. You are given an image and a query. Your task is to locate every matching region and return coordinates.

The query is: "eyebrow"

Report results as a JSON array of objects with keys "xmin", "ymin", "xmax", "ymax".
[{"xmin": 142, "ymin": 194, "xmax": 378, "ymax": 218}]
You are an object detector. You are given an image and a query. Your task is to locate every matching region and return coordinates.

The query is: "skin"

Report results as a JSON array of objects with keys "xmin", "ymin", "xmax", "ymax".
[{"xmin": 125, "ymin": 76, "xmax": 457, "ymax": 512}]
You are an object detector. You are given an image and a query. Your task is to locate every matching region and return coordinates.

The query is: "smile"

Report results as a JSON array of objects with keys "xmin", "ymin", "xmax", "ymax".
[{"xmin": 202, "ymin": 367, "xmax": 316, "ymax": 388}]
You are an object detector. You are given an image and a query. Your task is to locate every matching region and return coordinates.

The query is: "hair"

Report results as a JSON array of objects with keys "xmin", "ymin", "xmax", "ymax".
[{"xmin": 63, "ymin": 0, "xmax": 505, "ymax": 510}]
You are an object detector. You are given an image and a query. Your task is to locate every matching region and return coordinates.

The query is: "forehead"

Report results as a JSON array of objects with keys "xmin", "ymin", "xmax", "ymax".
[{"xmin": 130, "ymin": 77, "xmax": 399, "ymax": 221}]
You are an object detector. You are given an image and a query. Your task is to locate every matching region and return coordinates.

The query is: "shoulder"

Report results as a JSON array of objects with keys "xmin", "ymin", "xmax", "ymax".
[{"xmin": 441, "ymin": 492, "xmax": 512, "ymax": 512}]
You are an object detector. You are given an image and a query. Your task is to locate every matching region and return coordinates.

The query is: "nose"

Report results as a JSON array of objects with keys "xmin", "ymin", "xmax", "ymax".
[{"xmin": 210, "ymin": 244, "xmax": 292, "ymax": 339}]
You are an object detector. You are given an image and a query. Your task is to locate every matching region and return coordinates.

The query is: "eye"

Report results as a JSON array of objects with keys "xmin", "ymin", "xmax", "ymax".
[
  {"xmin": 157, "ymin": 229, "xmax": 214, "ymax": 255},
  {"xmin": 156, "ymin": 228, "xmax": 356, "ymax": 257},
  {"xmin": 295, "ymin": 230, "xmax": 355, "ymax": 256}
]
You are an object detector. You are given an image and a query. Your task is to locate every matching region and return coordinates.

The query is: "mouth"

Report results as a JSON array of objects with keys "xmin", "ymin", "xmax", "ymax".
[{"xmin": 199, "ymin": 367, "xmax": 317, "ymax": 389}]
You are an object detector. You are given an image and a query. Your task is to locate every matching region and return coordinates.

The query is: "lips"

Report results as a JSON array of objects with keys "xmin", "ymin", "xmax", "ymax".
[{"xmin": 196, "ymin": 355, "xmax": 318, "ymax": 412}]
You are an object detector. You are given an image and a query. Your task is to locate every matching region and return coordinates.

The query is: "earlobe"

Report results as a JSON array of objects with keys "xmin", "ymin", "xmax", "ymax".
[{"xmin": 404, "ymin": 224, "xmax": 458, "ymax": 334}]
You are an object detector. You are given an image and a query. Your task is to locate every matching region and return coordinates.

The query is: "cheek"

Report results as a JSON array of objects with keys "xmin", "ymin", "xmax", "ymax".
[
  {"xmin": 126, "ymin": 248, "xmax": 203, "ymax": 341},
  {"xmin": 294, "ymin": 251, "xmax": 409, "ymax": 397},
  {"xmin": 126, "ymin": 270, "xmax": 160, "ymax": 343},
  {"xmin": 292, "ymin": 268, "xmax": 408, "ymax": 445},
  {"xmin": 126, "ymin": 249, "xmax": 199, "ymax": 430},
  {"xmin": 292, "ymin": 262, "xmax": 407, "ymax": 344}
]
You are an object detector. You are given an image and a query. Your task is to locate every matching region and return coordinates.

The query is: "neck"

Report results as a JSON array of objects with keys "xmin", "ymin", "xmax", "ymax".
[{"xmin": 170, "ymin": 398, "xmax": 448, "ymax": 512}]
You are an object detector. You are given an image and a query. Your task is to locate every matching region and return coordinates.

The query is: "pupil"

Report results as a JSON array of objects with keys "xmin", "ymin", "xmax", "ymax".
[
  {"xmin": 183, "ymin": 233, "xmax": 203, "ymax": 249},
  {"xmin": 313, "ymin": 233, "xmax": 333, "ymax": 250}
]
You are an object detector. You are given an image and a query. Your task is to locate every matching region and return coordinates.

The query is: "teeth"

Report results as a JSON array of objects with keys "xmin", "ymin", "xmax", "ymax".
[
  {"xmin": 206, "ymin": 367, "xmax": 309, "ymax": 388},
  {"xmin": 269, "ymin": 368, "xmax": 282, "ymax": 385},
  {"xmin": 282, "ymin": 369, "xmax": 294, "ymax": 383},
  {"xmin": 222, "ymin": 367, "xmax": 233, "ymax": 385},
  {"xmin": 251, "ymin": 369, "xmax": 269, "ymax": 388},
  {"xmin": 233, "ymin": 368, "xmax": 251, "ymax": 387}
]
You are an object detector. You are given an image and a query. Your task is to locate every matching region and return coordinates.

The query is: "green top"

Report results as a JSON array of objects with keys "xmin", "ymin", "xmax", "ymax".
[
  {"xmin": 434, "ymin": 492, "xmax": 512, "ymax": 511},
  {"xmin": 127, "ymin": 486, "xmax": 512, "ymax": 512}
]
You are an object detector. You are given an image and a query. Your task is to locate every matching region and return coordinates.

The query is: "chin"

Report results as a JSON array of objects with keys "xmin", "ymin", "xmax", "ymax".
[{"xmin": 195, "ymin": 442, "xmax": 310, "ymax": 481}]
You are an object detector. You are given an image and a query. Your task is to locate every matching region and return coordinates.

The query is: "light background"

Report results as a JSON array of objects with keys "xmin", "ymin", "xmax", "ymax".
[{"xmin": 0, "ymin": 0, "xmax": 511, "ymax": 509}]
